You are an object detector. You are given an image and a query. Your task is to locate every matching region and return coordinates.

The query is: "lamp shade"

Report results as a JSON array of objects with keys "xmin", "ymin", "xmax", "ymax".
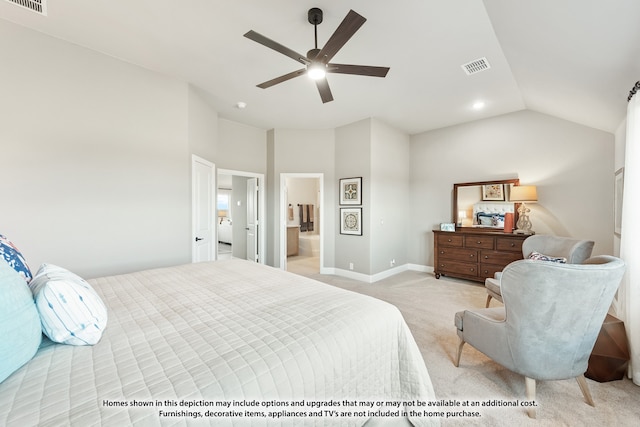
[{"xmin": 510, "ymin": 185, "xmax": 538, "ymax": 202}]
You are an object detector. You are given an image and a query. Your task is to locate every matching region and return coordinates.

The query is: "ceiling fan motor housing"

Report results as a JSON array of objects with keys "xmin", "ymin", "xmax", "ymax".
[{"xmin": 308, "ymin": 8, "xmax": 323, "ymax": 25}]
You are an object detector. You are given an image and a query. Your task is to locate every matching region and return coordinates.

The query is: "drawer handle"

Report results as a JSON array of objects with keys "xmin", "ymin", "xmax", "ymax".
[
  {"xmin": 447, "ymin": 238, "xmax": 452, "ymax": 242},
  {"xmin": 476, "ymin": 241, "xmax": 482, "ymax": 244},
  {"xmin": 470, "ymin": 254, "xmax": 475, "ymax": 258},
  {"xmin": 440, "ymin": 251, "xmax": 445, "ymax": 254},
  {"xmin": 484, "ymin": 255, "xmax": 489, "ymax": 259},
  {"xmin": 510, "ymin": 242, "xmax": 516, "ymax": 247}
]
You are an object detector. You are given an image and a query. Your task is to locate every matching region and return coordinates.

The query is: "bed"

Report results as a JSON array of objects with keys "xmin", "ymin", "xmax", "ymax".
[
  {"xmin": 1, "ymin": 259, "xmax": 438, "ymax": 426},
  {"xmin": 472, "ymin": 201, "xmax": 515, "ymax": 228}
]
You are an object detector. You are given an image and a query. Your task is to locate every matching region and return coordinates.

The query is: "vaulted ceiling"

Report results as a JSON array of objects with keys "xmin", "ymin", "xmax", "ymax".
[{"xmin": 2, "ymin": 0, "xmax": 639, "ymax": 134}]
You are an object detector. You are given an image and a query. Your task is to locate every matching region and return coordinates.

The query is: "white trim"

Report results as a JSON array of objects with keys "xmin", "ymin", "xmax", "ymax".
[
  {"xmin": 327, "ymin": 263, "xmax": 434, "ymax": 283},
  {"xmin": 217, "ymin": 168, "xmax": 266, "ymax": 264}
]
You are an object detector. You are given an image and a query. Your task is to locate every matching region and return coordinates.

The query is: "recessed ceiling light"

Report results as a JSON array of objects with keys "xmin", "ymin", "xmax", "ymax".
[
  {"xmin": 472, "ymin": 101, "xmax": 485, "ymax": 110},
  {"xmin": 235, "ymin": 101, "xmax": 247, "ymax": 109}
]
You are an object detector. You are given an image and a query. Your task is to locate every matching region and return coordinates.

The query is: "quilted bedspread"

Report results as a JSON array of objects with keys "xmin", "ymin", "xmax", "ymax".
[{"xmin": 0, "ymin": 260, "xmax": 437, "ymax": 426}]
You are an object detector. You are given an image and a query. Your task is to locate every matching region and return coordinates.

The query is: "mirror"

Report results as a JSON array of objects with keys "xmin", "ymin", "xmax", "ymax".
[{"xmin": 453, "ymin": 179, "xmax": 520, "ymax": 230}]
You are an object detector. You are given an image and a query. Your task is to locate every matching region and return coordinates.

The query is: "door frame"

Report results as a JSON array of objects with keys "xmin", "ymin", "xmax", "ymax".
[
  {"xmin": 217, "ymin": 168, "xmax": 266, "ymax": 264},
  {"xmin": 191, "ymin": 155, "xmax": 215, "ymax": 262},
  {"xmin": 280, "ymin": 172, "xmax": 324, "ymax": 271}
]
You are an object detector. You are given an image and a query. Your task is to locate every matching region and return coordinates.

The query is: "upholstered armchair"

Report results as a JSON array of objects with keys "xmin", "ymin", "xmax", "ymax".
[
  {"xmin": 454, "ymin": 255, "xmax": 625, "ymax": 418},
  {"xmin": 485, "ymin": 235, "xmax": 594, "ymax": 307}
]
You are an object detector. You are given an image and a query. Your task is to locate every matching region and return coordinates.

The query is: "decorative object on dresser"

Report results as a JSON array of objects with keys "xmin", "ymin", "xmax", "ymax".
[
  {"xmin": 454, "ymin": 255, "xmax": 626, "ymax": 419},
  {"xmin": 510, "ymin": 185, "xmax": 538, "ymax": 234},
  {"xmin": 485, "ymin": 234, "xmax": 594, "ymax": 307},
  {"xmin": 433, "ymin": 230, "xmax": 528, "ymax": 282}
]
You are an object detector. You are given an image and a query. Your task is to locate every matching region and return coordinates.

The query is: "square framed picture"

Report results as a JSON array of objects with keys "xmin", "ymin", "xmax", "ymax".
[
  {"xmin": 482, "ymin": 184, "xmax": 505, "ymax": 201},
  {"xmin": 339, "ymin": 177, "xmax": 362, "ymax": 205},
  {"xmin": 340, "ymin": 207, "xmax": 362, "ymax": 235},
  {"xmin": 440, "ymin": 223, "xmax": 456, "ymax": 232}
]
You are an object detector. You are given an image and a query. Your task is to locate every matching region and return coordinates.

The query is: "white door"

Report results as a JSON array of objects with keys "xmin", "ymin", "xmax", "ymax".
[
  {"xmin": 246, "ymin": 177, "xmax": 259, "ymax": 262},
  {"xmin": 192, "ymin": 156, "xmax": 215, "ymax": 262}
]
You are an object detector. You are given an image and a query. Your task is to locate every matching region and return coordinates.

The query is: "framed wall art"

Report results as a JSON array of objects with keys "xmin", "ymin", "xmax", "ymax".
[
  {"xmin": 340, "ymin": 207, "xmax": 362, "ymax": 235},
  {"xmin": 482, "ymin": 184, "xmax": 505, "ymax": 201},
  {"xmin": 339, "ymin": 177, "xmax": 362, "ymax": 205}
]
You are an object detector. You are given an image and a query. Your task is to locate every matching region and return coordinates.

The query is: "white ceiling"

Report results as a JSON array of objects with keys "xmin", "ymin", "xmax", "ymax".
[{"xmin": 2, "ymin": 0, "xmax": 639, "ymax": 134}]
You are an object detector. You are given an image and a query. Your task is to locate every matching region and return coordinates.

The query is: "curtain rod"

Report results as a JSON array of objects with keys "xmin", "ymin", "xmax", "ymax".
[{"xmin": 628, "ymin": 81, "xmax": 640, "ymax": 102}]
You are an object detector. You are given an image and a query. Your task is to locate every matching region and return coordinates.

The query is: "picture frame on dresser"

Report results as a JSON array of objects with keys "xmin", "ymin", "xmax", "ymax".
[{"xmin": 339, "ymin": 177, "xmax": 362, "ymax": 205}]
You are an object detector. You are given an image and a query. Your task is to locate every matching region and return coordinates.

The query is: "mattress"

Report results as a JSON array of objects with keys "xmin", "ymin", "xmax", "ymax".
[{"xmin": 0, "ymin": 259, "xmax": 437, "ymax": 426}]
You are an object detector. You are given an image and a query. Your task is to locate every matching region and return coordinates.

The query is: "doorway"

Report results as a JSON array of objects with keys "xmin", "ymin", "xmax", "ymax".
[
  {"xmin": 281, "ymin": 173, "xmax": 323, "ymax": 275},
  {"xmin": 217, "ymin": 169, "xmax": 265, "ymax": 263}
]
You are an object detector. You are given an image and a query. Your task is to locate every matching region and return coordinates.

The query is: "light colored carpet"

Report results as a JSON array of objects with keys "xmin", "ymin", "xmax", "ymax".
[{"xmin": 299, "ymin": 269, "xmax": 639, "ymax": 426}]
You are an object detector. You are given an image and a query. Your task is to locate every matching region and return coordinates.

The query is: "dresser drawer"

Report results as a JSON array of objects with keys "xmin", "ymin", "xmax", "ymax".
[
  {"xmin": 496, "ymin": 237, "xmax": 524, "ymax": 252},
  {"xmin": 479, "ymin": 264, "xmax": 504, "ymax": 280},
  {"xmin": 437, "ymin": 247, "xmax": 477, "ymax": 262},
  {"xmin": 480, "ymin": 250, "xmax": 522, "ymax": 265},
  {"xmin": 437, "ymin": 260, "xmax": 478, "ymax": 277},
  {"xmin": 437, "ymin": 233, "xmax": 464, "ymax": 247},
  {"xmin": 464, "ymin": 235, "xmax": 495, "ymax": 249}
]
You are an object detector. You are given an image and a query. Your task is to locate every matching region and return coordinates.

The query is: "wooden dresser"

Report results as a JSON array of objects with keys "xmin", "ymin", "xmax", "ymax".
[{"xmin": 433, "ymin": 230, "xmax": 529, "ymax": 282}]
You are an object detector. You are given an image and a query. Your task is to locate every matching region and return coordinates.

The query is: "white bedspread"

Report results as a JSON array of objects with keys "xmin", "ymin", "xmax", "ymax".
[{"xmin": 0, "ymin": 260, "xmax": 437, "ymax": 426}]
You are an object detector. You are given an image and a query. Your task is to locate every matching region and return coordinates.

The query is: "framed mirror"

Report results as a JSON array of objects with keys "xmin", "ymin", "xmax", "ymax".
[{"xmin": 453, "ymin": 179, "xmax": 520, "ymax": 231}]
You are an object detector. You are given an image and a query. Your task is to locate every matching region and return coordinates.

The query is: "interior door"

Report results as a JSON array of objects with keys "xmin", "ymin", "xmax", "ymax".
[
  {"xmin": 192, "ymin": 156, "xmax": 215, "ymax": 262},
  {"xmin": 246, "ymin": 177, "xmax": 259, "ymax": 262}
]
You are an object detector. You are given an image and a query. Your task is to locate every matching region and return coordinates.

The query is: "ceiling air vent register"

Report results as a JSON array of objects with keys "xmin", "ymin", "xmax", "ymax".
[
  {"xmin": 462, "ymin": 57, "xmax": 490, "ymax": 75},
  {"xmin": 5, "ymin": 0, "xmax": 46, "ymax": 15}
]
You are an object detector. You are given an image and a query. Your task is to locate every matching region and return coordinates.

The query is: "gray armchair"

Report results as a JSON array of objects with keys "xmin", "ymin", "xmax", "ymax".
[
  {"xmin": 485, "ymin": 235, "xmax": 594, "ymax": 307},
  {"xmin": 455, "ymin": 255, "xmax": 625, "ymax": 418}
]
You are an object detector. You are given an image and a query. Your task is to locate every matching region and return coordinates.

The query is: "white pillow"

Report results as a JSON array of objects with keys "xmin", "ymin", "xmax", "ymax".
[{"xmin": 29, "ymin": 264, "xmax": 107, "ymax": 345}]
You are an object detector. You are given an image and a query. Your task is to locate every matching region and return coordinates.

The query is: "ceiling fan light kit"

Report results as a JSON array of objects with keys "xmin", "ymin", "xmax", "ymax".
[{"xmin": 244, "ymin": 8, "xmax": 390, "ymax": 103}]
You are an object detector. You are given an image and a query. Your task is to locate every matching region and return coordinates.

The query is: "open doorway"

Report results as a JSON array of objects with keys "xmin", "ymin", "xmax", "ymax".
[
  {"xmin": 281, "ymin": 173, "xmax": 323, "ymax": 276},
  {"xmin": 217, "ymin": 169, "xmax": 265, "ymax": 263}
]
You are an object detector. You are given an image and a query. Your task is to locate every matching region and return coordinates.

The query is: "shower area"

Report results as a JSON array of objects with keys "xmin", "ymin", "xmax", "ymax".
[{"xmin": 285, "ymin": 175, "xmax": 321, "ymax": 274}]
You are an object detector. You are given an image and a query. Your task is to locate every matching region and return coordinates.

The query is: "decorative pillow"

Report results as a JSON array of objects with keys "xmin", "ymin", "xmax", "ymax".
[
  {"xmin": 0, "ymin": 259, "xmax": 42, "ymax": 384},
  {"xmin": 0, "ymin": 234, "xmax": 32, "ymax": 283},
  {"xmin": 476, "ymin": 213, "xmax": 505, "ymax": 227},
  {"xmin": 29, "ymin": 264, "xmax": 108, "ymax": 346},
  {"xmin": 529, "ymin": 251, "xmax": 567, "ymax": 263}
]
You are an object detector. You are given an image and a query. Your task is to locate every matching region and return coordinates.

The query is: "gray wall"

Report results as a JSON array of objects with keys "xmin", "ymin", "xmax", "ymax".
[
  {"xmin": 1, "ymin": 19, "xmax": 197, "ymax": 278},
  {"xmin": 409, "ymin": 109, "xmax": 614, "ymax": 268}
]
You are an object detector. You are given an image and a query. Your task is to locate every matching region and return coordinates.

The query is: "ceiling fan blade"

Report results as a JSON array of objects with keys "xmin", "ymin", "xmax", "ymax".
[
  {"xmin": 244, "ymin": 30, "xmax": 310, "ymax": 65},
  {"xmin": 316, "ymin": 10, "xmax": 366, "ymax": 64},
  {"xmin": 328, "ymin": 64, "xmax": 390, "ymax": 77},
  {"xmin": 257, "ymin": 69, "xmax": 306, "ymax": 89},
  {"xmin": 315, "ymin": 78, "xmax": 334, "ymax": 103}
]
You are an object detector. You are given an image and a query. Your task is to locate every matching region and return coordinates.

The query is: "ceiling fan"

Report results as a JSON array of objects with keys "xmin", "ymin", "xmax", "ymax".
[{"xmin": 244, "ymin": 8, "xmax": 390, "ymax": 103}]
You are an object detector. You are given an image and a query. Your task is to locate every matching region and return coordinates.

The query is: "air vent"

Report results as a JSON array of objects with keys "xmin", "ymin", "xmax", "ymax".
[
  {"xmin": 5, "ymin": 0, "xmax": 47, "ymax": 15},
  {"xmin": 461, "ymin": 57, "xmax": 490, "ymax": 75}
]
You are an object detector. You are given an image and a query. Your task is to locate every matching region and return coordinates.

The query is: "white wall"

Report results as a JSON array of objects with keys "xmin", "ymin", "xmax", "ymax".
[
  {"xmin": 268, "ymin": 129, "xmax": 336, "ymax": 269},
  {"xmin": 217, "ymin": 118, "xmax": 267, "ymax": 173},
  {"xmin": 1, "ymin": 19, "xmax": 196, "ymax": 278},
  {"xmin": 410, "ymin": 110, "xmax": 615, "ymax": 268},
  {"xmin": 335, "ymin": 120, "xmax": 371, "ymax": 274},
  {"xmin": 370, "ymin": 119, "xmax": 411, "ymax": 275}
]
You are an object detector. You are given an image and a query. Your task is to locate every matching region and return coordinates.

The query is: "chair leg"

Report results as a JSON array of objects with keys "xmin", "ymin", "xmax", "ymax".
[
  {"xmin": 485, "ymin": 294, "xmax": 492, "ymax": 308},
  {"xmin": 576, "ymin": 374, "xmax": 595, "ymax": 407},
  {"xmin": 454, "ymin": 336, "xmax": 465, "ymax": 367},
  {"xmin": 525, "ymin": 377, "xmax": 536, "ymax": 419}
]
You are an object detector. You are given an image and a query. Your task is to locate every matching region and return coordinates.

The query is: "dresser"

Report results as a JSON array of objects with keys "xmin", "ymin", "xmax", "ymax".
[{"xmin": 433, "ymin": 230, "xmax": 529, "ymax": 282}]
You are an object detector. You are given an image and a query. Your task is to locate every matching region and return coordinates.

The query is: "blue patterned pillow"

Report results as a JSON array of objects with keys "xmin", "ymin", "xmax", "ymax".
[
  {"xmin": 0, "ymin": 259, "xmax": 42, "ymax": 383},
  {"xmin": 29, "ymin": 264, "xmax": 108, "ymax": 346},
  {"xmin": 0, "ymin": 234, "xmax": 32, "ymax": 283},
  {"xmin": 529, "ymin": 251, "xmax": 567, "ymax": 263}
]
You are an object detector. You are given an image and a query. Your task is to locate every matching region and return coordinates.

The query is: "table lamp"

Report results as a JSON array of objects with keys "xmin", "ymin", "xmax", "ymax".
[{"xmin": 510, "ymin": 185, "xmax": 538, "ymax": 234}]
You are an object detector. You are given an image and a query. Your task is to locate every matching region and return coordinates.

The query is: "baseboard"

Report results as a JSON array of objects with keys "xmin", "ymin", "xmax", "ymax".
[{"xmin": 323, "ymin": 263, "xmax": 434, "ymax": 283}]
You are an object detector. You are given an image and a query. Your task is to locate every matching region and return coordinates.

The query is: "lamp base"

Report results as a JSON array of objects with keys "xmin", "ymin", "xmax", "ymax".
[{"xmin": 514, "ymin": 229, "xmax": 535, "ymax": 235}]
